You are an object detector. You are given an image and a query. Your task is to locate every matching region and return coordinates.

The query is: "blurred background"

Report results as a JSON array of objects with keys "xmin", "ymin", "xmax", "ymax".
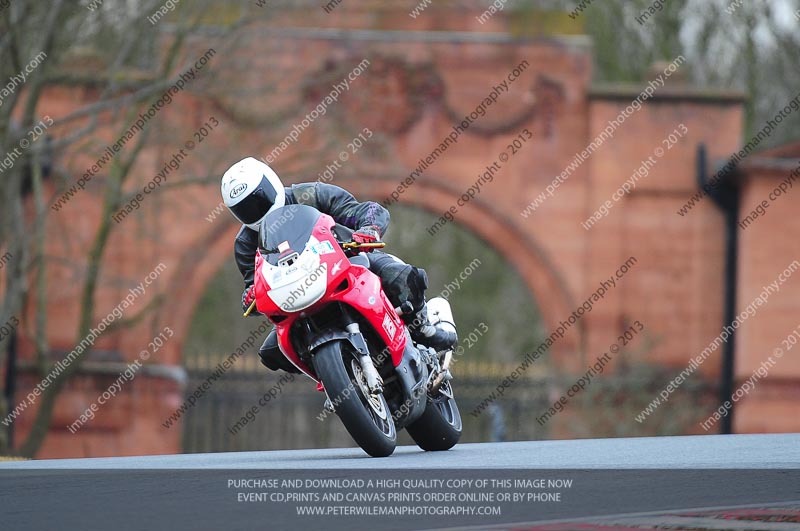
[{"xmin": 1, "ymin": 0, "xmax": 799, "ymax": 459}]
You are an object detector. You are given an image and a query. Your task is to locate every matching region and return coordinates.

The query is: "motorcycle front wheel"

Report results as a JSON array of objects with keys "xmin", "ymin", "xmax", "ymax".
[{"xmin": 312, "ymin": 340, "xmax": 396, "ymax": 457}]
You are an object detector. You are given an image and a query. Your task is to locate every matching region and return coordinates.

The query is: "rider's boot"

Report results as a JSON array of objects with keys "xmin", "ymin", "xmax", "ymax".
[
  {"xmin": 369, "ymin": 257, "xmax": 457, "ymax": 352},
  {"xmin": 407, "ymin": 302, "xmax": 458, "ymax": 352}
]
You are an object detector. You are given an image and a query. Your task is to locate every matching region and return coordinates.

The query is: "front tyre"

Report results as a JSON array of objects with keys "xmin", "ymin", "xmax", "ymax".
[
  {"xmin": 406, "ymin": 381, "xmax": 462, "ymax": 451},
  {"xmin": 312, "ymin": 340, "xmax": 396, "ymax": 457}
]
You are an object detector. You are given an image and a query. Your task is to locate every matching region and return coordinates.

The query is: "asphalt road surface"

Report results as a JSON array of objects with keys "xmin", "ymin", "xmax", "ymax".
[
  {"xmin": 2, "ymin": 433, "xmax": 798, "ymax": 469},
  {"xmin": 1, "ymin": 434, "xmax": 798, "ymax": 531}
]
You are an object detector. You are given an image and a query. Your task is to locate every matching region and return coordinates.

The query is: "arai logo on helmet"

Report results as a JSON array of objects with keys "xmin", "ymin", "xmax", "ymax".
[{"xmin": 229, "ymin": 183, "xmax": 248, "ymax": 199}]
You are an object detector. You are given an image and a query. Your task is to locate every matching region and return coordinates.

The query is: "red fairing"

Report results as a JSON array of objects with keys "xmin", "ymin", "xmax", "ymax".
[{"xmin": 252, "ymin": 213, "xmax": 407, "ymax": 380}]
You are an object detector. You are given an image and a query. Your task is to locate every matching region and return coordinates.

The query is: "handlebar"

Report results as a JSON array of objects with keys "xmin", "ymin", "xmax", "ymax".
[{"xmin": 341, "ymin": 242, "xmax": 386, "ymax": 250}]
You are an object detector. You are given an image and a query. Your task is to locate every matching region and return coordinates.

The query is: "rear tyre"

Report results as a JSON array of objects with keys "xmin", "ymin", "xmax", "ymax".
[
  {"xmin": 312, "ymin": 340, "xmax": 396, "ymax": 457},
  {"xmin": 406, "ymin": 381, "xmax": 462, "ymax": 451}
]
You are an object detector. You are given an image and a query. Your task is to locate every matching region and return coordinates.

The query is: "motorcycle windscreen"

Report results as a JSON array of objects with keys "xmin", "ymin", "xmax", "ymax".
[{"xmin": 258, "ymin": 204, "xmax": 322, "ymax": 265}]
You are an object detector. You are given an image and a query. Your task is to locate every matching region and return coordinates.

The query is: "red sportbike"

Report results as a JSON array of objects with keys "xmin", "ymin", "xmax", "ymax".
[{"xmin": 249, "ymin": 204, "xmax": 461, "ymax": 457}]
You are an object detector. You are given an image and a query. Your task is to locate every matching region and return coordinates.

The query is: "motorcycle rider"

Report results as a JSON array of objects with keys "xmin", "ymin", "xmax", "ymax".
[{"xmin": 221, "ymin": 157, "xmax": 457, "ymax": 374}]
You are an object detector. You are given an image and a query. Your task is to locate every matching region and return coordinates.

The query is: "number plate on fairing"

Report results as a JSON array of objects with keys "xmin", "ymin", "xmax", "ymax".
[
  {"xmin": 382, "ymin": 313, "xmax": 397, "ymax": 340},
  {"xmin": 311, "ymin": 241, "xmax": 335, "ymax": 255}
]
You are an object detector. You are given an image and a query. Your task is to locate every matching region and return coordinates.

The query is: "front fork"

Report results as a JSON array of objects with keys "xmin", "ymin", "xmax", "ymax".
[
  {"xmin": 344, "ymin": 322, "xmax": 383, "ymax": 394},
  {"xmin": 339, "ymin": 322, "xmax": 429, "ymax": 428},
  {"xmin": 336, "ymin": 314, "xmax": 451, "ymax": 428}
]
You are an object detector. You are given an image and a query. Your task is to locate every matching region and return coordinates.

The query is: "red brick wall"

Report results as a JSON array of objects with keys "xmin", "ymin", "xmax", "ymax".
[
  {"xmin": 10, "ymin": 5, "xmax": 798, "ymax": 457},
  {"xmin": 735, "ymin": 149, "xmax": 800, "ymax": 433}
]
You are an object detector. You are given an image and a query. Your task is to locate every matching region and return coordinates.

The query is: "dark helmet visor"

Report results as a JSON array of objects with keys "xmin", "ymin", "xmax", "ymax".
[{"xmin": 229, "ymin": 175, "xmax": 279, "ymax": 225}]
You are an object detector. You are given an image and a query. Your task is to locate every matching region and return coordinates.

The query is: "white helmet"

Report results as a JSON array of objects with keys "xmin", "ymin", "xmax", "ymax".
[{"xmin": 221, "ymin": 157, "xmax": 286, "ymax": 231}]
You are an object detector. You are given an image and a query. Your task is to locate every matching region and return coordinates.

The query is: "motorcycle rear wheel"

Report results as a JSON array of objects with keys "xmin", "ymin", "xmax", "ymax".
[
  {"xmin": 406, "ymin": 380, "xmax": 462, "ymax": 451},
  {"xmin": 312, "ymin": 340, "xmax": 397, "ymax": 457}
]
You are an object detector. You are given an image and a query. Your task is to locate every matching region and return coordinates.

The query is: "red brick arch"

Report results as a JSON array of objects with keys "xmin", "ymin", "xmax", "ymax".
[{"xmin": 340, "ymin": 175, "xmax": 582, "ymax": 358}]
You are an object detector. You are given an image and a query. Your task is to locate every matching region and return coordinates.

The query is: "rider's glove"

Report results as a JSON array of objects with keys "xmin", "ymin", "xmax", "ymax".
[
  {"xmin": 352, "ymin": 225, "xmax": 381, "ymax": 251},
  {"xmin": 242, "ymin": 285, "xmax": 258, "ymax": 314}
]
